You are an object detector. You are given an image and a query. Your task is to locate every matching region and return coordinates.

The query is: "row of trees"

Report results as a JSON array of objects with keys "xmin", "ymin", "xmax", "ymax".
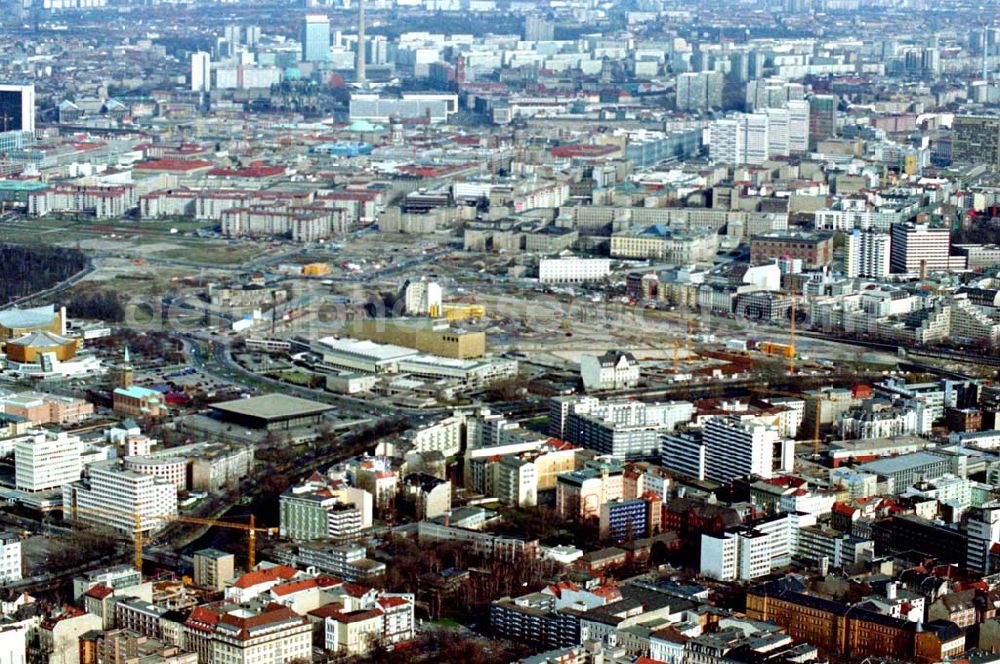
[{"xmin": 67, "ymin": 291, "xmax": 125, "ymax": 322}]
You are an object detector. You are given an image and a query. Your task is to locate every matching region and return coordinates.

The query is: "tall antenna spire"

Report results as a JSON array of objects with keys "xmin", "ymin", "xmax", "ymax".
[{"xmin": 357, "ymin": 0, "xmax": 367, "ymax": 87}]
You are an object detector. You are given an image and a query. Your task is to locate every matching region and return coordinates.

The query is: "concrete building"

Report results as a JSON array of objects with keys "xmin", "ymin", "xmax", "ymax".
[
  {"xmin": 556, "ymin": 461, "xmax": 624, "ymax": 521},
  {"xmin": 193, "ymin": 549, "xmax": 235, "ymax": 592},
  {"xmin": 689, "ymin": 414, "xmax": 791, "ymax": 483},
  {"xmin": 14, "ymin": 430, "xmax": 82, "ymax": 492},
  {"xmin": 846, "ymin": 229, "xmax": 891, "ymax": 279},
  {"xmin": 403, "ymin": 473, "xmax": 451, "ymax": 519},
  {"xmin": 0, "ymin": 532, "xmax": 22, "ymax": 582},
  {"xmin": 190, "ymin": 52, "xmax": 211, "ymax": 92},
  {"xmin": 400, "ymin": 279, "xmax": 442, "ymax": 316},
  {"xmin": 890, "ymin": 223, "xmax": 952, "ymax": 275},
  {"xmin": 302, "ymin": 15, "xmax": 331, "ymax": 62},
  {"xmin": 538, "ymin": 257, "xmax": 612, "ymax": 284},
  {"xmin": 279, "ymin": 477, "xmax": 370, "ymax": 542},
  {"xmin": 709, "ymin": 113, "xmax": 769, "ymax": 165},
  {"xmin": 63, "ymin": 464, "xmax": 178, "ymax": 538},
  {"xmin": 952, "ymin": 115, "xmax": 1000, "ymax": 169}
]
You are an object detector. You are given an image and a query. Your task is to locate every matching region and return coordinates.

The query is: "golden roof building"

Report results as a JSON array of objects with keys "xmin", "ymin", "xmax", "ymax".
[{"xmin": 5, "ymin": 330, "xmax": 79, "ymax": 363}]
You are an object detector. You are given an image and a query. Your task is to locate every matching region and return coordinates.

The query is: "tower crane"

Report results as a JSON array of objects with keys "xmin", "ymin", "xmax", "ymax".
[{"xmin": 62, "ymin": 505, "xmax": 277, "ymax": 572}]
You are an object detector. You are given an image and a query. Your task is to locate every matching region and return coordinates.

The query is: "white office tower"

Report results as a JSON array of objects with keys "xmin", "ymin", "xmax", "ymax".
[
  {"xmin": 191, "ymin": 52, "xmax": 211, "ymax": 92},
  {"xmin": 709, "ymin": 114, "xmax": 769, "ymax": 165},
  {"xmin": 742, "ymin": 113, "xmax": 770, "ymax": 165},
  {"xmin": 63, "ymin": 464, "xmax": 178, "ymax": 538},
  {"xmin": 302, "ymin": 14, "xmax": 331, "ymax": 63},
  {"xmin": 0, "ymin": 84, "xmax": 35, "ymax": 134},
  {"xmin": 845, "ymin": 229, "xmax": 891, "ymax": 279},
  {"xmin": 15, "ymin": 431, "xmax": 82, "ymax": 492},
  {"xmin": 401, "ymin": 279, "xmax": 442, "ymax": 316},
  {"xmin": 0, "ymin": 533, "xmax": 21, "ymax": 582},
  {"xmin": 709, "ymin": 118, "xmax": 742, "ymax": 165},
  {"xmin": 786, "ymin": 99, "xmax": 810, "ymax": 153},
  {"xmin": 702, "ymin": 414, "xmax": 784, "ymax": 482},
  {"xmin": 890, "ymin": 223, "xmax": 952, "ymax": 275},
  {"xmin": 968, "ymin": 505, "xmax": 1000, "ymax": 574},
  {"xmin": 765, "ymin": 108, "xmax": 790, "ymax": 158}
]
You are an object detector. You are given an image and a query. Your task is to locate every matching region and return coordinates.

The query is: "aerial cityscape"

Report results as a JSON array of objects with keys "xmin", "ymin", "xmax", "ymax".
[{"xmin": 7, "ymin": 0, "xmax": 1000, "ymax": 662}]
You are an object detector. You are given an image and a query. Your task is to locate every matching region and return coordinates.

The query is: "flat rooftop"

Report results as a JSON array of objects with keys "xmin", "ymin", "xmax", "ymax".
[{"xmin": 210, "ymin": 394, "xmax": 333, "ymax": 421}]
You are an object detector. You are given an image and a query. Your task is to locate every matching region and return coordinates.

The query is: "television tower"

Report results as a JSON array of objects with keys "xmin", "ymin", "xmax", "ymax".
[
  {"xmin": 984, "ymin": 27, "xmax": 989, "ymax": 82},
  {"xmin": 356, "ymin": 0, "xmax": 367, "ymax": 87}
]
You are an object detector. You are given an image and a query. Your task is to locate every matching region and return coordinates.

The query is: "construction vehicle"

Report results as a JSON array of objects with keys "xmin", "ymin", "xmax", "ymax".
[{"xmin": 63, "ymin": 505, "xmax": 277, "ymax": 572}]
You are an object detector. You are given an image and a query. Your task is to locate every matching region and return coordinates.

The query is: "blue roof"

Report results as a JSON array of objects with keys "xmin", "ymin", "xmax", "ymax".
[
  {"xmin": 641, "ymin": 224, "xmax": 671, "ymax": 237},
  {"xmin": 114, "ymin": 386, "xmax": 162, "ymax": 400}
]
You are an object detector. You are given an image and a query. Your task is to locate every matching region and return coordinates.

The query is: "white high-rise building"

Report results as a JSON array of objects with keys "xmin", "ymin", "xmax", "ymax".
[
  {"xmin": 0, "ymin": 532, "xmax": 21, "ymax": 582},
  {"xmin": 846, "ymin": 229, "xmax": 891, "ymax": 278},
  {"xmin": 703, "ymin": 414, "xmax": 784, "ymax": 483},
  {"xmin": 890, "ymin": 223, "xmax": 952, "ymax": 275},
  {"xmin": 743, "ymin": 113, "xmax": 770, "ymax": 165},
  {"xmin": 15, "ymin": 431, "xmax": 82, "ymax": 492},
  {"xmin": 401, "ymin": 279, "xmax": 442, "ymax": 316},
  {"xmin": 191, "ymin": 52, "xmax": 212, "ymax": 93},
  {"xmin": 786, "ymin": 99, "xmax": 810, "ymax": 153},
  {"xmin": 709, "ymin": 113, "xmax": 769, "ymax": 165},
  {"xmin": 765, "ymin": 108, "xmax": 790, "ymax": 158},
  {"xmin": 968, "ymin": 505, "xmax": 1000, "ymax": 574},
  {"xmin": 709, "ymin": 118, "xmax": 742, "ymax": 165},
  {"xmin": 63, "ymin": 464, "xmax": 178, "ymax": 538}
]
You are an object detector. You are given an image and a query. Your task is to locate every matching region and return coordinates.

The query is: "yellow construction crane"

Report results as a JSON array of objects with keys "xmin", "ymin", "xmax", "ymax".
[
  {"xmin": 789, "ymin": 295, "xmax": 796, "ymax": 375},
  {"xmin": 63, "ymin": 505, "xmax": 277, "ymax": 571}
]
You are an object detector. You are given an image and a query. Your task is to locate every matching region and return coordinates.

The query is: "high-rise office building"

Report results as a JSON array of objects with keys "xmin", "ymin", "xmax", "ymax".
[
  {"xmin": 952, "ymin": 115, "xmax": 1000, "ymax": 170},
  {"xmin": 676, "ymin": 71, "xmax": 723, "ymax": 112},
  {"xmin": 191, "ymin": 52, "xmax": 211, "ymax": 93},
  {"xmin": 709, "ymin": 113, "xmax": 769, "ymax": 165},
  {"xmin": 523, "ymin": 15, "xmax": 555, "ymax": 42},
  {"xmin": 809, "ymin": 94, "xmax": 837, "ymax": 146},
  {"xmin": 890, "ymin": 223, "xmax": 952, "ymax": 275},
  {"xmin": 245, "ymin": 26, "xmax": 261, "ymax": 47},
  {"xmin": 845, "ymin": 229, "xmax": 891, "ymax": 279},
  {"xmin": 302, "ymin": 14, "xmax": 331, "ymax": 63},
  {"xmin": 15, "ymin": 431, "xmax": 82, "ymax": 493},
  {"xmin": 0, "ymin": 84, "xmax": 35, "ymax": 134},
  {"xmin": 662, "ymin": 414, "xmax": 789, "ymax": 483},
  {"xmin": 224, "ymin": 24, "xmax": 241, "ymax": 47}
]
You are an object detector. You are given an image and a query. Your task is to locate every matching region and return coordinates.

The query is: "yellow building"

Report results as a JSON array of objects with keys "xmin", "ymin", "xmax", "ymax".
[
  {"xmin": 346, "ymin": 319, "xmax": 486, "ymax": 359},
  {"xmin": 302, "ymin": 263, "xmax": 332, "ymax": 277},
  {"xmin": 5, "ymin": 331, "xmax": 78, "ymax": 363},
  {"xmin": 0, "ymin": 305, "xmax": 66, "ymax": 344},
  {"xmin": 432, "ymin": 304, "xmax": 487, "ymax": 322}
]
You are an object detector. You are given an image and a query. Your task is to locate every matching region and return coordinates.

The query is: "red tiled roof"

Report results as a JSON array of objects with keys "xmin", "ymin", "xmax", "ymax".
[
  {"xmin": 377, "ymin": 596, "xmax": 410, "ymax": 608},
  {"xmin": 84, "ymin": 584, "xmax": 114, "ymax": 600},
  {"xmin": 206, "ymin": 166, "xmax": 284, "ymax": 178},
  {"xmin": 230, "ymin": 565, "xmax": 297, "ymax": 589},
  {"xmin": 133, "ymin": 159, "xmax": 214, "ymax": 171},
  {"xmin": 550, "ymin": 144, "xmax": 618, "ymax": 158}
]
